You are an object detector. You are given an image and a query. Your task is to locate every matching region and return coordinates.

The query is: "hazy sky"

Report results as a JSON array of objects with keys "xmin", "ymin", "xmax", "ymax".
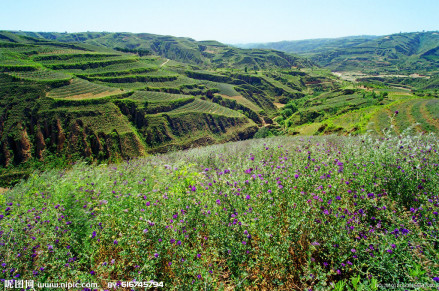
[{"xmin": 1, "ymin": 0, "xmax": 438, "ymax": 43}]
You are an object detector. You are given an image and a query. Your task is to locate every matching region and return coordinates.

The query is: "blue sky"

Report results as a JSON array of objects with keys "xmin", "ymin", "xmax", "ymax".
[{"xmin": 1, "ymin": 0, "xmax": 438, "ymax": 43}]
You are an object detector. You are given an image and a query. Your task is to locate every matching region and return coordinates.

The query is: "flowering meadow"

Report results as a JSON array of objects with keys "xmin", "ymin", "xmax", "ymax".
[{"xmin": 1, "ymin": 133, "xmax": 439, "ymax": 290}]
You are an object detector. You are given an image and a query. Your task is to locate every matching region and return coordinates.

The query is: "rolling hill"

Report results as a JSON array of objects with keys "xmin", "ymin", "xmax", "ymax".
[
  {"xmin": 10, "ymin": 31, "xmax": 314, "ymax": 70},
  {"xmin": 237, "ymin": 35, "xmax": 379, "ymax": 55},
  {"xmin": 238, "ymin": 31, "xmax": 439, "ymax": 74},
  {"xmin": 0, "ymin": 30, "xmax": 338, "ymax": 185}
]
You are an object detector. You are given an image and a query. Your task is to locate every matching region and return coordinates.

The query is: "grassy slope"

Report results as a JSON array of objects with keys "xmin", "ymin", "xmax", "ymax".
[{"xmin": 1, "ymin": 135, "xmax": 438, "ymax": 288}]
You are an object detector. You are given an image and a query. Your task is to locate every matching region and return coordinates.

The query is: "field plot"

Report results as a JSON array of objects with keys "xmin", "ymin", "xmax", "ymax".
[
  {"xmin": 0, "ymin": 43, "xmax": 59, "ymax": 56},
  {"xmin": 37, "ymin": 49, "xmax": 93, "ymax": 55},
  {"xmin": 261, "ymin": 75, "xmax": 302, "ymax": 95},
  {"xmin": 196, "ymin": 80, "xmax": 240, "ymax": 96},
  {"xmin": 138, "ymin": 69, "xmax": 178, "ymax": 77},
  {"xmin": 330, "ymin": 106, "xmax": 379, "ymax": 130},
  {"xmin": 365, "ymin": 98, "xmax": 439, "ymax": 135},
  {"xmin": 0, "ymin": 50, "xmax": 36, "ymax": 66},
  {"xmin": 97, "ymin": 75, "xmax": 193, "ymax": 90},
  {"xmin": 293, "ymin": 122, "xmax": 323, "ymax": 135},
  {"xmin": 47, "ymin": 78, "xmax": 123, "ymax": 100},
  {"xmin": 295, "ymin": 97, "xmax": 438, "ymax": 136},
  {"xmin": 388, "ymin": 99, "xmax": 423, "ymax": 134},
  {"xmin": 424, "ymin": 99, "xmax": 439, "ymax": 121},
  {"xmin": 43, "ymin": 57, "xmax": 138, "ymax": 71},
  {"xmin": 33, "ymin": 53, "xmax": 123, "ymax": 64},
  {"xmin": 289, "ymin": 92, "xmax": 380, "ymax": 128},
  {"xmin": 167, "ymin": 99, "xmax": 243, "ymax": 117},
  {"xmin": 409, "ymin": 99, "xmax": 439, "ymax": 133},
  {"xmin": 130, "ymin": 91, "xmax": 190, "ymax": 103},
  {"xmin": 6, "ymin": 69, "xmax": 71, "ymax": 81},
  {"xmin": 220, "ymin": 94, "xmax": 262, "ymax": 112},
  {"xmin": 146, "ymin": 76, "xmax": 200, "ymax": 88},
  {"xmin": 312, "ymin": 94, "xmax": 371, "ymax": 110},
  {"xmin": 58, "ymin": 60, "xmax": 157, "ymax": 75}
]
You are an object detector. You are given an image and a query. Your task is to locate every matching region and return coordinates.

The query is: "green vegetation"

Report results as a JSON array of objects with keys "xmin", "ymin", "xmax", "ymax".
[
  {"xmin": 240, "ymin": 31, "xmax": 439, "ymax": 75},
  {"xmin": 1, "ymin": 27, "xmax": 439, "ymax": 290},
  {"xmin": 47, "ymin": 78, "xmax": 123, "ymax": 99},
  {"xmin": 4, "ymin": 32, "xmax": 307, "ymax": 184},
  {"xmin": 2, "ymin": 29, "xmax": 439, "ymax": 189},
  {"xmin": 11, "ymin": 31, "xmax": 314, "ymax": 70},
  {"xmin": 1, "ymin": 134, "xmax": 438, "ymax": 288}
]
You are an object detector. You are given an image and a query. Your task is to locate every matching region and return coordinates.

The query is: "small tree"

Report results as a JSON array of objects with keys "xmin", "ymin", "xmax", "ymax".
[
  {"xmin": 281, "ymin": 108, "xmax": 293, "ymax": 118},
  {"xmin": 284, "ymin": 102, "xmax": 298, "ymax": 114}
]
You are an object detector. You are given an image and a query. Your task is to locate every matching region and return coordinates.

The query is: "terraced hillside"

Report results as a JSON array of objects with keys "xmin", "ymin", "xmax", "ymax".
[
  {"xmin": 47, "ymin": 78, "xmax": 123, "ymax": 99},
  {"xmin": 240, "ymin": 31, "xmax": 439, "ymax": 74},
  {"xmin": 238, "ymin": 35, "xmax": 379, "ymax": 55},
  {"xmin": 11, "ymin": 31, "xmax": 314, "ymax": 70},
  {"xmin": 290, "ymin": 89, "xmax": 439, "ymax": 136},
  {"xmin": 1, "ymin": 31, "xmax": 336, "ymax": 185},
  {"xmin": 3, "ymin": 30, "xmax": 438, "ymax": 187}
]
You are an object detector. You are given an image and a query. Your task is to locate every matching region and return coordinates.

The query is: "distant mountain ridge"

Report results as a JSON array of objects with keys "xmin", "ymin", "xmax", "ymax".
[
  {"xmin": 235, "ymin": 35, "xmax": 379, "ymax": 54},
  {"xmin": 236, "ymin": 31, "xmax": 439, "ymax": 74},
  {"xmin": 10, "ymin": 31, "xmax": 314, "ymax": 70}
]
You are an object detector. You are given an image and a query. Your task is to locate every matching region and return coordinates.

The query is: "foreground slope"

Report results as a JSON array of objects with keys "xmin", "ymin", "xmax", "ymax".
[{"xmin": 1, "ymin": 135, "xmax": 438, "ymax": 288}]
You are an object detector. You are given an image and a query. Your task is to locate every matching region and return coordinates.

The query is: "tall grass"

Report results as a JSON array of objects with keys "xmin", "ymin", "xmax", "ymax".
[{"xmin": 1, "ymin": 133, "xmax": 438, "ymax": 289}]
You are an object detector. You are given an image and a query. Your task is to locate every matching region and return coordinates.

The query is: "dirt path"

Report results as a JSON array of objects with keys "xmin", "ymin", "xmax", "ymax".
[
  {"xmin": 0, "ymin": 187, "xmax": 8, "ymax": 194},
  {"xmin": 160, "ymin": 59, "xmax": 170, "ymax": 67}
]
